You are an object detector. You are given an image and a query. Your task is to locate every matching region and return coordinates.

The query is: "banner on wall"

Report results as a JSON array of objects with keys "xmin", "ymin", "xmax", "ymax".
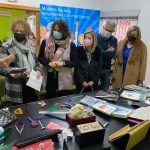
[{"xmin": 40, "ymin": 4, "xmax": 100, "ymax": 45}]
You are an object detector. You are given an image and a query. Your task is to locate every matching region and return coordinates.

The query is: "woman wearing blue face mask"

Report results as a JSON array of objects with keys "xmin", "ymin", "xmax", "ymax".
[
  {"xmin": 38, "ymin": 19, "xmax": 77, "ymax": 98},
  {"xmin": 74, "ymin": 31, "xmax": 102, "ymax": 93}
]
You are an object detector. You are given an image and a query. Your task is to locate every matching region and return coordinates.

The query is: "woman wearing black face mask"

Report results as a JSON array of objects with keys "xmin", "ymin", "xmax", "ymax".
[
  {"xmin": 112, "ymin": 26, "xmax": 147, "ymax": 88},
  {"xmin": 0, "ymin": 19, "xmax": 42, "ymax": 105}
]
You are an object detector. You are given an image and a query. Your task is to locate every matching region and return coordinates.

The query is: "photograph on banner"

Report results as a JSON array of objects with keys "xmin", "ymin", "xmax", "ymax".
[{"xmin": 40, "ymin": 4, "xmax": 100, "ymax": 46}]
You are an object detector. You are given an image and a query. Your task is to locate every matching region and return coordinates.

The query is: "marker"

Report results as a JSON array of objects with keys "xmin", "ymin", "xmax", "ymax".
[{"xmin": 103, "ymin": 122, "xmax": 109, "ymax": 128}]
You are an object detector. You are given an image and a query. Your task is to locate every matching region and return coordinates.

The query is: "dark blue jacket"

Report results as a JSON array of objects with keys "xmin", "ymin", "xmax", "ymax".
[
  {"xmin": 97, "ymin": 34, "xmax": 117, "ymax": 70},
  {"xmin": 74, "ymin": 46, "xmax": 102, "ymax": 85}
]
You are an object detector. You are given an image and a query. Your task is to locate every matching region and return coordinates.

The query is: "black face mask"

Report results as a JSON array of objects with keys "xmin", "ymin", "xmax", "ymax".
[
  {"xmin": 127, "ymin": 34, "xmax": 137, "ymax": 42},
  {"xmin": 14, "ymin": 33, "xmax": 26, "ymax": 42}
]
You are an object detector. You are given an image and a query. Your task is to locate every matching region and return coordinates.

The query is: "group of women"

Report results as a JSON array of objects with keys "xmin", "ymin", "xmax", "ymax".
[{"xmin": 0, "ymin": 18, "xmax": 147, "ymax": 105}]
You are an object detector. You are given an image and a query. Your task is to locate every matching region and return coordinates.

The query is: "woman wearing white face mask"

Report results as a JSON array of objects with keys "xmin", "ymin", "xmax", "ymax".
[
  {"xmin": 38, "ymin": 19, "xmax": 77, "ymax": 98},
  {"xmin": 74, "ymin": 31, "xmax": 102, "ymax": 93}
]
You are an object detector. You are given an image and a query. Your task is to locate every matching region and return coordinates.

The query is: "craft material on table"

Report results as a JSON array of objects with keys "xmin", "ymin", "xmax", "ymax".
[
  {"xmin": 15, "ymin": 121, "xmax": 24, "ymax": 136},
  {"xmin": 0, "ymin": 109, "xmax": 17, "ymax": 127},
  {"xmin": 37, "ymin": 100, "xmax": 46, "ymax": 108},
  {"xmin": 39, "ymin": 120, "xmax": 45, "ymax": 130},
  {"xmin": 27, "ymin": 117, "xmax": 39, "ymax": 128}
]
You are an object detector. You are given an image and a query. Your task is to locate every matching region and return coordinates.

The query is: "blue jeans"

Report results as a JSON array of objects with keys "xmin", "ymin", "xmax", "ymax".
[{"xmin": 99, "ymin": 70, "xmax": 111, "ymax": 91}]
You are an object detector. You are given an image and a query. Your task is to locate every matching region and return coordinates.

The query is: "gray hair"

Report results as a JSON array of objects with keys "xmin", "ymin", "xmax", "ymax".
[
  {"xmin": 11, "ymin": 18, "xmax": 31, "ymax": 36},
  {"xmin": 105, "ymin": 20, "xmax": 116, "ymax": 29}
]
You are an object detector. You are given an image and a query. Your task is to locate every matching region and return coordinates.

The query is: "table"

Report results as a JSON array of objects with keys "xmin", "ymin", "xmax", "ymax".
[{"xmin": 4, "ymin": 91, "xmax": 150, "ymax": 150}]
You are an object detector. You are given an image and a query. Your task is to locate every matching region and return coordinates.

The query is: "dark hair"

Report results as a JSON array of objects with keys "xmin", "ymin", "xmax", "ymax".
[
  {"xmin": 29, "ymin": 32, "xmax": 36, "ymax": 39},
  {"xmin": 51, "ymin": 19, "xmax": 70, "ymax": 39}
]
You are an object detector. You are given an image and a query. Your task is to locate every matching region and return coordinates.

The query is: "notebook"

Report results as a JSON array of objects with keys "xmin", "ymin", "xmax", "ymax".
[
  {"xmin": 80, "ymin": 96, "xmax": 133, "ymax": 118},
  {"xmin": 109, "ymin": 120, "xmax": 150, "ymax": 150}
]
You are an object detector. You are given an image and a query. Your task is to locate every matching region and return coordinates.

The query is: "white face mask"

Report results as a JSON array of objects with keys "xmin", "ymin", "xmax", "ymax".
[{"xmin": 102, "ymin": 28, "xmax": 112, "ymax": 39}]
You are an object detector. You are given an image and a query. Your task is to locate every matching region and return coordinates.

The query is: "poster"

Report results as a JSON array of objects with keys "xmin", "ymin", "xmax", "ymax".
[{"xmin": 40, "ymin": 4, "xmax": 100, "ymax": 45}]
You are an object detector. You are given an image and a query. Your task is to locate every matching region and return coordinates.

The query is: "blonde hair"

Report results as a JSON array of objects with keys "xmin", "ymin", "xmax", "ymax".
[
  {"xmin": 11, "ymin": 18, "xmax": 31, "ymax": 36},
  {"xmin": 84, "ymin": 31, "xmax": 97, "ymax": 52},
  {"xmin": 126, "ymin": 26, "xmax": 141, "ymax": 40}
]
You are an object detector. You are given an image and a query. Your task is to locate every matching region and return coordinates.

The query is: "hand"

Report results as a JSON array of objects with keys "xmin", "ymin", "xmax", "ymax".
[
  {"xmin": 49, "ymin": 62, "xmax": 57, "ymax": 68},
  {"xmin": 54, "ymin": 61, "xmax": 64, "ymax": 67},
  {"xmin": 138, "ymin": 81, "xmax": 143, "ymax": 86},
  {"xmin": 107, "ymin": 46, "xmax": 114, "ymax": 52},
  {"xmin": 82, "ymin": 82, "xmax": 89, "ymax": 87},
  {"xmin": 10, "ymin": 72, "xmax": 24, "ymax": 79},
  {"xmin": 10, "ymin": 68, "xmax": 29, "ymax": 79},
  {"xmin": 6, "ymin": 54, "xmax": 14, "ymax": 63},
  {"xmin": 0, "ymin": 54, "xmax": 14, "ymax": 68},
  {"xmin": 36, "ymin": 70, "xmax": 42, "ymax": 79},
  {"xmin": 88, "ymin": 81, "xmax": 94, "ymax": 87}
]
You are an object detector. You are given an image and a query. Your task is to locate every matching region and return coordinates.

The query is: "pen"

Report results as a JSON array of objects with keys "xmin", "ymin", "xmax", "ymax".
[{"xmin": 103, "ymin": 122, "xmax": 109, "ymax": 128}]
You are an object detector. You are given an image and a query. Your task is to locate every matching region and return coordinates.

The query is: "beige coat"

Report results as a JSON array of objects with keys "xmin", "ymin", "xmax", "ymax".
[{"xmin": 112, "ymin": 39, "xmax": 147, "ymax": 88}]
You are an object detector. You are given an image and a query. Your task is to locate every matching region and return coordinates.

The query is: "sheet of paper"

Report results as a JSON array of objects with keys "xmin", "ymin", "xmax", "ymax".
[{"xmin": 26, "ymin": 70, "xmax": 43, "ymax": 91}]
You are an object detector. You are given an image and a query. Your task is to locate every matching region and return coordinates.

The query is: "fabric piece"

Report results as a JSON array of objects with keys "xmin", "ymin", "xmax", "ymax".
[
  {"xmin": 46, "ymin": 122, "xmax": 62, "ymax": 131},
  {"xmin": 48, "ymin": 103, "xmax": 61, "ymax": 111}
]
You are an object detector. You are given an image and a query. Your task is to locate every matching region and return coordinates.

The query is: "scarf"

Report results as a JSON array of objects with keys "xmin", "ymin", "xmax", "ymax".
[
  {"xmin": 44, "ymin": 36, "xmax": 69, "ymax": 60},
  {"xmin": 12, "ymin": 38, "xmax": 35, "ymax": 70},
  {"xmin": 42, "ymin": 37, "xmax": 73, "ymax": 90}
]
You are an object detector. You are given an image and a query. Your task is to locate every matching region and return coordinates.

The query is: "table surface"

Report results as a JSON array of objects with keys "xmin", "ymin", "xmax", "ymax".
[{"xmin": 4, "ymin": 91, "xmax": 150, "ymax": 150}]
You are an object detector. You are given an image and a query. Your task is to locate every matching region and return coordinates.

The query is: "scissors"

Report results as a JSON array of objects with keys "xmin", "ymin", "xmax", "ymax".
[
  {"xmin": 15, "ymin": 120, "xmax": 24, "ymax": 136},
  {"xmin": 27, "ymin": 117, "xmax": 39, "ymax": 128}
]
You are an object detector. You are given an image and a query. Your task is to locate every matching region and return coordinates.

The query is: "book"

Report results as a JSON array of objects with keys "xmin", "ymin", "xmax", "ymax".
[
  {"xmin": 80, "ymin": 96, "xmax": 99, "ymax": 107},
  {"xmin": 80, "ymin": 96, "xmax": 133, "ymax": 118},
  {"xmin": 111, "ymin": 105, "xmax": 133, "ymax": 118},
  {"xmin": 95, "ymin": 90, "xmax": 118, "ymax": 102},
  {"xmin": 124, "ymin": 85, "xmax": 145, "ymax": 91},
  {"xmin": 124, "ymin": 85, "xmax": 150, "ymax": 93},
  {"xmin": 120, "ymin": 90, "xmax": 146, "ymax": 101},
  {"xmin": 109, "ymin": 120, "xmax": 150, "ymax": 150},
  {"xmin": 92, "ymin": 102, "xmax": 116, "ymax": 115},
  {"xmin": 129, "ymin": 106, "xmax": 150, "ymax": 121}
]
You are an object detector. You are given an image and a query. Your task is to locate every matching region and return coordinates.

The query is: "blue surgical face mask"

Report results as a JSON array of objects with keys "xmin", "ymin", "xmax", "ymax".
[
  {"xmin": 102, "ymin": 28, "xmax": 112, "ymax": 39},
  {"xmin": 53, "ymin": 31, "xmax": 63, "ymax": 40}
]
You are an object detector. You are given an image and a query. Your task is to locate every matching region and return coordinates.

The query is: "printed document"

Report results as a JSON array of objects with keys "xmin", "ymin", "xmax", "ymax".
[{"xmin": 26, "ymin": 70, "xmax": 43, "ymax": 91}]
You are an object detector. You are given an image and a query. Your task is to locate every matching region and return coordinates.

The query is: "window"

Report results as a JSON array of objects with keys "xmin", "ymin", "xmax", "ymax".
[
  {"xmin": 100, "ymin": 10, "xmax": 139, "ymax": 41},
  {"xmin": 100, "ymin": 18, "xmax": 137, "ymax": 42}
]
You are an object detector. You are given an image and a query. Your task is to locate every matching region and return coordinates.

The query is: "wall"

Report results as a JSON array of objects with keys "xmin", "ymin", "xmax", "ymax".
[
  {"xmin": 0, "ymin": 8, "xmax": 26, "ymax": 41},
  {"xmin": 0, "ymin": 0, "xmax": 150, "ymax": 84}
]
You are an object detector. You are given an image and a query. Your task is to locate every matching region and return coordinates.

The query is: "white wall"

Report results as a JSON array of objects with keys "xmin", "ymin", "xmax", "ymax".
[{"xmin": 1, "ymin": 0, "xmax": 150, "ymax": 83}]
